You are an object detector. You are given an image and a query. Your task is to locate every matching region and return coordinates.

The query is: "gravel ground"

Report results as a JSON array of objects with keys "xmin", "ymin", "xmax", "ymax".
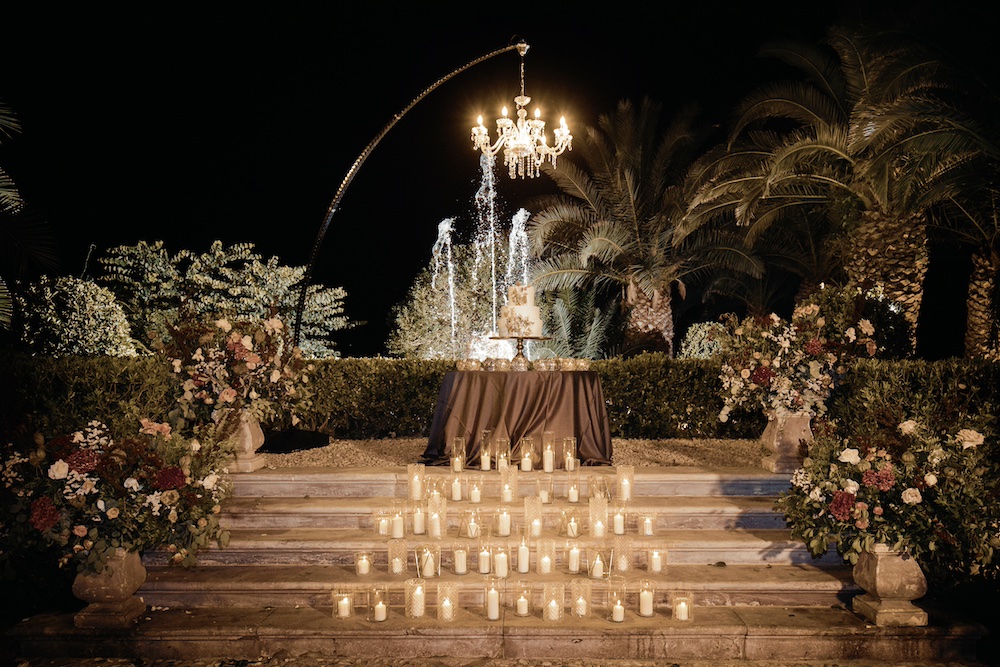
[{"xmin": 259, "ymin": 437, "xmax": 766, "ymax": 469}]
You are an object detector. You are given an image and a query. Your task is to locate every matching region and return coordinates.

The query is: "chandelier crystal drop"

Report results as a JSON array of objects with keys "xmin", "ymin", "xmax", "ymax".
[{"xmin": 471, "ymin": 42, "xmax": 572, "ymax": 179}]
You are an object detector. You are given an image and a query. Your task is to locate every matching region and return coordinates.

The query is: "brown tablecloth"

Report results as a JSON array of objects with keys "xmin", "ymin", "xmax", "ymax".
[{"xmin": 422, "ymin": 371, "xmax": 613, "ymax": 466}]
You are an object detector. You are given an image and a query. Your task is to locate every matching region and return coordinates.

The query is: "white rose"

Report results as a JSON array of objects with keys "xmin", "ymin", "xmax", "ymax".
[
  {"xmin": 47, "ymin": 459, "xmax": 69, "ymax": 480},
  {"xmin": 898, "ymin": 420, "xmax": 918, "ymax": 436},
  {"xmin": 215, "ymin": 318, "xmax": 232, "ymax": 332},
  {"xmin": 859, "ymin": 319, "xmax": 875, "ymax": 336},
  {"xmin": 124, "ymin": 477, "xmax": 140, "ymax": 491},
  {"xmin": 956, "ymin": 429, "xmax": 985, "ymax": 449},
  {"xmin": 924, "ymin": 473, "xmax": 937, "ymax": 487},
  {"xmin": 845, "ymin": 327, "xmax": 856, "ymax": 342},
  {"xmin": 808, "ymin": 487, "xmax": 825, "ymax": 502},
  {"xmin": 202, "ymin": 473, "xmax": 219, "ymax": 490},
  {"xmin": 842, "ymin": 479, "xmax": 860, "ymax": 495},
  {"xmin": 901, "ymin": 487, "xmax": 922, "ymax": 505},
  {"xmin": 270, "ymin": 369, "xmax": 282, "ymax": 383},
  {"xmin": 837, "ymin": 448, "xmax": 861, "ymax": 465}
]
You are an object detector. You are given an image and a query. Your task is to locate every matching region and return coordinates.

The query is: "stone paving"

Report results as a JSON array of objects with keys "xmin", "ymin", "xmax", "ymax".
[{"xmin": 11, "ymin": 658, "xmax": 989, "ymax": 667}]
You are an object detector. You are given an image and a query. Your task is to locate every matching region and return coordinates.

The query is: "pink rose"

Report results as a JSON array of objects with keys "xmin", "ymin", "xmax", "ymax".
[{"xmin": 72, "ymin": 525, "xmax": 88, "ymax": 537}]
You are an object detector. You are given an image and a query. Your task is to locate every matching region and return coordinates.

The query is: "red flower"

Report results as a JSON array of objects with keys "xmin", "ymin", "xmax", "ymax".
[
  {"xmin": 750, "ymin": 365, "xmax": 775, "ymax": 387},
  {"xmin": 30, "ymin": 496, "xmax": 61, "ymax": 532},
  {"xmin": 154, "ymin": 466, "xmax": 186, "ymax": 490},
  {"xmin": 829, "ymin": 490, "xmax": 856, "ymax": 522},
  {"xmin": 67, "ymin": 449, "xmax": 101, "ymax": 474},
  {"xmin": 804, "ymin": 338, "xmax": 824, "ymax": 356}
]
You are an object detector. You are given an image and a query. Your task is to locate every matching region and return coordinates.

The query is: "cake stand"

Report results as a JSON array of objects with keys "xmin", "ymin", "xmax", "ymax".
[{"xmin": 490, "ymin": 336, "xmax": 551, "ymax": 371}]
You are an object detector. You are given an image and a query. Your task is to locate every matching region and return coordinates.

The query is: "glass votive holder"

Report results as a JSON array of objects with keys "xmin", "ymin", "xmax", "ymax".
[
  {"xmin": 588, "ymin": 474, "xmax": 610, "ymax": 501},
  {"xmin": 495, "ymin": 438, "xmax": 511, "ymax": 471},
  {"xmin": 492, "ymin": 542, "xmax": 511, "ymax": 578},
  {"xmin": 460, "ymin": 509, "xmax": 482, "ymax": 539},
  {"xmin": 560, "ymin": 509, "xmax": 582, "ymax": 538},
  {"xmin": 499, "ymin": 465, "xmax": 518, "ymax": 503},
  {"xmin": 570, "ymin": 578, "xmax": 592, "ymax": 618},
  {"xmin": 449, "ymin": 474, "xmax": 464, "ymax": 502},
  {"xmin": 451, "ymin": 436, "xmax": 467, "ymax": 472},
  {"xmin": 616, "ymin": 465, "xmax": 635, "ymax": 502},
  {"xmin": 542, "ymin": 582, "xmax": 564, "ymax": 621},
  {"xmin": 407, "ymin": 463, "xmax": 425, "ymax": 502},
  {"xmin": 480, "ymin": 430, "xmax": 493, "ymax": 471},
  {"xmin": 495, "ymin": 506, "xmax": 513, "ymax": 537},
  {"xmin": 565, "ymin": 471, "xmax": 580, "ymax": 503},
  {"xmin": 614, "ymin": 536, "xmax": 633, "ymax": 573},
  {"xmin": 537, "ymin": 475, "xmax": 553, "ymax": 504},
  {"xmin": 452, "ymin": 543, "xmax": 469, "ymax": 575},
  {"xmin": 427, "ymin": 496, "xmax": 447, "ymax": 540},
  {"xmin": 437, "ymin": 581, "xmax": 458, "ymax": 622},
  {"xmin": 373, "ymin": 509, "xmax": 391, "ymax": 537},
  {"xmin": 389, "ymin": 501, "xmax": 406, "ymax": 539},
  {"xmin": 612, "ymin": 503, "xmax": 628, "ymax": 535},
  {"xmin": 608, "ymin": 575, "xmax": 626, "ymax": 623},
  {"xmin": 355, "ymin": 551, "xmax": 373, "ymax": 576},
  {"xmin": 589, "ymin": 496, "xmax": 608, "ymax": 537},
  {"xmin": 637, "ymin": 579, "xmax": 656, "ymax": 617},
  {"xmin": 648, "ymin": 547, "xmax": 666, "ymax": 573},
  {"xmin": 333, "ymin": 589, "xmax": 354, "ymax": 619},
  {"xmin": 565, "ymin": 541, "xmax": 583, "ymax": 574},
  {"xmin": 524, "ymin": 496, "xmax": 544, "ymax": 538},
  {"xmin": 410, "ymin": 501, "xmax": 427, "ymax": 535},
  {"xmin": 587, "ymin": 546, "xmax": 611, "ymax": 579},
  {"xmin": 563, "ymin": 437, "xmax": 578, "ymax": 470},
  {"xmin": 477, "ymin": 539, "xmax": 493, "ymax": 575},
  {"xmin": 638, "ymin": 511, "xmax": 656, "ymax": 537},
  {"xmin": 671, "ymin": 591, "xmax": 694, "ymax": 621},
  {"xmin": 369, "ymin": 585, "xmax": 389, "ymax": 622},
  {"xmin": 542, "ymin": 437, "xmax": 556, "ymax": 473},
  {"xmin": 518, "ymin": 437, "xmax": 536, "ymax": 471},
  {"xmin": 484, "ymin": 576, "xmax": 503, "ymax": 621},
  {"xmin": 516, "ymin": 535, "xmax": 531, "ymax": 574},
  {"xmin": 405, "ymin": 577, "xmax": 427, "ymax": 618},
  {"xmin": 536, "ymin": 538, "xmax": 556, "ymax": 575},
  {"xmin": 468, "ymin": 475, "xmax": 484, "ymax": 504},
  {"xmin": 424, "ymin": 476, "xmax": 445, "ymax": 505},
  {"xmin": 513, "ymin": 579, "xmax": 533, "ymax": 617},
  {"xmin": 387, "ymin": 539, "xmax": 408, "ymax": 576},
  {"xmin": 415, "ymin": 543, "xmax": 440, "ymax": 578}
]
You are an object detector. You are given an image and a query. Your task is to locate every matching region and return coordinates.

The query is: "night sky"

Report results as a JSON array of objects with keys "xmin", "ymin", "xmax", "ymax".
[{"xmin": 2, "ymin": 2, "xmax": 996, "ymax": 356}]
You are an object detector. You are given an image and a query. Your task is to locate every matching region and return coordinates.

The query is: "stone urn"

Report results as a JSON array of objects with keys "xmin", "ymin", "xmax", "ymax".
[
  {"xmin": 760, "ymin": 410, "xmax": 812, "ymax": 473},
  {"xmin": 228, "ymin": 410, "xmax": 266, "ymax": 473},
  {"xmin": 72, "ymin": 548, "xmax": 147, "ymax": 628},
  {"xmin": 851, "ymin": 543, "xmax": 928, "ymax": 626}
]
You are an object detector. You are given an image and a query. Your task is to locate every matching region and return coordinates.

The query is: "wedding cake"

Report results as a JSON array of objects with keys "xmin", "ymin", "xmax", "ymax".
[{"xmin": 498, "ymin": 283, "xmax": 544, "ymax": 338}]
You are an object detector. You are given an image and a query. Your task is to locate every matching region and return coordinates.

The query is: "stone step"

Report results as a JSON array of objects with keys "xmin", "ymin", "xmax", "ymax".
[
  {"xmin": 10, "ymin": 603, "xmax": 984, "ymax": 663},
  {"xmin": 146, "ymin": 527, "xmax": 841, "ymax": 567},
  {"xmin": 138, "ymin": 562, "xmax": 859, "ymax": 609},
  {"xmin": 219, "ymin": 494, "xmax": 788, "ymax": 530},
  {"xmin": 229, "ymin": 466, "xmax": 793, "ymax": 499}
]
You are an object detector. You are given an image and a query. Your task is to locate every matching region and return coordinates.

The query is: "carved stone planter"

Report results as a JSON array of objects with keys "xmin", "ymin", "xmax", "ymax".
[
  {"xmin": 229, "ymin": 411, "xmax": 266, "ymax": 473},
  {"xmin": 852, "ymin": 543, "xmax": 928, "ymax": 626},
  {"xmin": 72, "ymin": 548, "xmax": 147, "ymax": 628},
  {"xmin": 760, "ymin": 410, "xmax": 812, "ymax": 473}
]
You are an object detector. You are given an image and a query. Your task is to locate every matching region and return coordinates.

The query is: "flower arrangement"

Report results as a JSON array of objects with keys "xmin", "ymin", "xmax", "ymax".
[
  {"xmin": 775, "ymin": 418, "xmax": 1000, "ymax": 583},
  {"xmin": 1, "ymin": 419, "xmax": 232, "ymax": 574},
  {"xmin": 717, "ymin": 288, "xmax": 880, "ymax": 423}
]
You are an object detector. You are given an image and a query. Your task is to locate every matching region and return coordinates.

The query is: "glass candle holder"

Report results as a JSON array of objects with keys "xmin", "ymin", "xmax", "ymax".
[
  {"xmin": 536, "ymin": 538, "xmax": 556, "ymax": 575},
  {"xmin": 563, "ymin": 437, "xmax": 578, "ymax": 471},
  {"xmin": 405, "ymin": 577, "xmax": 427, "ymax": 618},
  {"xmin": 333, "ymin": 589, "xmax": 354, "ymax": 619},
  {"xmin": 484, "ymin": 576, "xmax": 503, "ymax": 621},
  {"xmin": 518, "ymin": 437, "xmax": 536, "ymax": 471},
  {"xmin": 492, "ymin": 542, "xmax": 510, "ymax": 578},
  {"xmin": 499, "ymin": 465, "xmax": 518, "ymax": 503},
  {"xmin": 369, "ymin": 585, "xmax": 389, "ymax": 622},
  {"xmin": 452, "ymin": 543, "xmax": 469, "ymax": 575},
  {"xmin": 437, "ymin": 581, "xmax": 458, "ymax": 622},
  {"xmin": 414, "ymin": 543, "xmax": 440, "ymax": 579},
  {"xmin": 516, "ymin": 535, "xmax": 531, "ymax": 574},
  {"xmin": 524, "ymin": 496, "xmax": 543, "ymax": 538},
  {"xmin": 587, "ymin": 474, "xmax": 610, "ymax": 501},
  {"xmin": 389, "ymin": 501, "xmax": 406, "ymax": 539},
  {"xmin": 565, "ymin": 541, "xmax": 582, "ymax": 574},
  {"xmin": 410, "ymin": 501, "xmax": 427, "ymax": 536},
  {"xmin": 647, "ymin": 547, "xmax": 666, "ymax": 574},
  {"xmin": 387, "ymin": 539, "xmax": 408, "ymax": 576},
  {"xmin": 570, "ymin": 578, "xmax": 592, "ymax": 618},
  {"xmin": 495, "ymin": 438, "xmax": 511, "ymax": 471},
  {"xmin": 565, "ymin": 471, "xmax": 580, "ymax": 503},
  {"xmin": 495, "ymin": 506, "xmax": 513, "ymax": 537},
  {"xmin": 589, "ymin": 496, "xmax": 609, "ymax": 538},
  {"xmin": 670, "ymin": 591, "xmax": 694, "ymax": 621},
  {"xmin": 478, "ymin": 539, "xmax": 493, "ymax": 575},
  {"xmin": 638, "ymin": 511, "xmax": 656, "ymax": 537},
  {"xmin": 373, "ymin": 509, "xmax": 390, "ymax": 537},
  {"xmin": 480, "ymin": 430, "xmax": 493, "ymax": 471},
  {"xmin": 637, "ymin": 578, "xmax": 655, "ymax": 617},
  {"xmin": 614, "ymin": 536, "xmax": 633, "ymax": 573},
  {"xmin": 616, "ymin": 465, "xmax": 635, "ymax": 502},
  {"xmin": 449, "ymin": 473, "xmax": 464, "ymax": 502},
  {"xmin": 424, "ymin": 476, "xmax": 445, "ymax": 505},
  {"xmin": 542, "ymin": 582, "xmax": 564, "ymax": 621},
  {"xmin": 612, "ymin": 502, "xmax": 628, "ymax": 535},
  {"xmin": 542, "ymin": 435, "xmax": 556, "ymax": 473},
  {"xmin": 407, "ymin": 463, "xmax": 425, "ymax": 502},
  {"xmin": 355, "ymin": 551, "xmax": 373, "ymax": 576},
  {"xmin": 460, "ymin": 509, "xmax": 482, "ymax": 539},
  {"xmin": 513, "ymin": 579, "xmax": 533, "ymax": 617},
  {"xmin": 587, "ymin": 546, "xmax": 611, "ymax": 579},
  {"xmin": 451, "ymin": 436, "xmax": 467, "ymax": 472},
  {"xmin": 537, "ymin": 475, "xmax": 553, "ymax": 504},
  {"xmin": 468, "ymin": 475, "xmax": 484, "ymax": 504},
  {"xmin": 426, "ymin": 495, "xmax": 447, "ymax": 540},
  {"xmin": 608, "ymin": 576, "xmax": 626, "ymax": 623},
  {"xmin": 560, "ymin": 509, "xmax": 582, "ymax": 539}
]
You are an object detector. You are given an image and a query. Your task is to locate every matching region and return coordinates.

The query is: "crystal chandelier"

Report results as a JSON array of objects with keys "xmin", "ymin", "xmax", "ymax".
[{"xmin": 471, "ymin": 42, "xmax": 572, "ymax": 179}]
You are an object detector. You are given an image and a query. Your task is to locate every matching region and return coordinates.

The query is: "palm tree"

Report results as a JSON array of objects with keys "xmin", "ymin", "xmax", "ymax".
[{"xmin": 528, "ymin": 98, "xmax": 757, "ymax": 356}]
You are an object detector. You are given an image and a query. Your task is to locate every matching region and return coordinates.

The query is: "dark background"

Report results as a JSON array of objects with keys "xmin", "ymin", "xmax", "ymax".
[{"xmin": 2, "ymin": 2, "xmax": 996, "ymax": 356}]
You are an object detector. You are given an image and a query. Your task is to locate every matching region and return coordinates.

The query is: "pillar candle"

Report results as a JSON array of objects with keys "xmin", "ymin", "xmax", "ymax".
[
  {"xmin": 612, "ymin": 601, "xmax": 625, "ymax": 622},
  {"xmin": 452, "ymin": 456, "xmax": 463, "ymax": 473},
  {"xmin": 498, "ymin": 510, "xmax": 511, "ymax": 536},
  {"xmin": 639, "ymin": 589, "xmax": 653, "ymax": 616},
  {"xmin": 521, "ymin": 454, "xmax": 532, "ymax": 472},
  {"xmin": 517, "ymin": 594, "xmax": 529, "ymax": 616},
  {"xmin": 467, "ymin": 518, "xmax": 479, "ymax": 538},
  {"xmin": 479, "ymin": 548, "xmax": 491, "ymax": 574},
  {"xmin": 566, "ymin": 518, "xmax": 579, "ymax": 538},
  {"xmin": 357, "ymin": 555, "xmax": 371, "ymax": 575},
  {"xmin": 451, "ymin": 477, "xmax": 463, "ymax": 501},
  {"xmin": 470, "ymin": 484, "xmax": 482, "ymax": 504},
  {"xmin": 501, "ymin": 484, "xmax": 513, "ymax": 503},
  {"xmin": 481, "ymin": 453, "xmax": 491, "ymax": 471},
  {"xmin": 591, "ymin": 554, "xmax": 604, "ymax": 579},
  {"xmin": 440, "ymin": 597, "xmax": 454, "ymax": 621},
  {"xmin": 421, "ymin": 550, "xmax": 436, "ymax": 578},
  {"xmin": 539, "ymin": 488, "xmax": 550, "ymax": 503},
  {"xmin": 592, "ymin": 520, "xmax": 606, "ymax": 538},
  {"xmin": 545, "ymin": 598, "xmax": 560, "ymax": 621},
  {"xmin": 377, "ymin": 517, "xmax": 390, "ymax": 536},
  {"xmin": 428, "ymin": 513, "xmax": 442, "ymax": 539},
  {"xmin": 413, "ymin": 584, "xmax": 426, "ymax": 617},
  {"xmin": 565, "ymin": 455, "xmax": 576, "ymax": 471},
  {"xmin": 675, "ymin": 598, "xmax": 690, "ymax": 621},
  {"xmin": 487, "ymin": 586, "xmax": 500, "ymax": 620},
  {"xmin": 530, "ymin": 518, "xmax": 542, "ymax": 537},
  {"xmin": 374, "ymin": 601, "xmax": 387, "ymax": 622},
  {"xmin": 543, "ymin": 448, "xmax": 554, "ymax": 473},
  {"xmin": 539, "ymin": 554, "xmax": 552, "ymax": 574},
  {"xmin": 574, "ymin": 596, "xmax": 588, "ymax": 617},
  {"xmin": 567, "ymin": 485, "xmax": 579, "ymax": 503},
  {"xmin": 391, "ymin": 514, "xmax": 405, "ymax": 539},
  {"xmin": 568, "ymin": 545, "xmax": 580, "ymax": 573},
  {"xmin": 413, "ymin": 507, "xmax": 426, "ymax": 535},
  {"xmin": 391, "ymin": 556, "xmax": 405, "ymax": 575},
  {"xmin": 454, "ymin": 548, "xmax": 468, "ymax": 575},
  {"xmin": 518, "ymin": 542, "xmax": 530, "ymax": 573},
  {"xmin": 650, "ymin": 550, "xmax": 662, "ymax": 573},
  {"xmin": 642, "ymin": 516, "xmax": 653, "ymax": 535},
  {"xmin": 613, "ymin": 511, "xmax": 625, "ymax": 535},
  {"xmin": 494, "ymin": 551, "xmax": 509, "ymax": 578},
  {"xmin": 337, "ymin": 595, "xmax": 352, "ymax": 618}
]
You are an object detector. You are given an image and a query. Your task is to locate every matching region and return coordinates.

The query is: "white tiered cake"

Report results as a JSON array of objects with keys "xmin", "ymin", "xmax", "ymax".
[{"xmin": 498, "ymin": 283, "xmax": 544, "ymax": 338}]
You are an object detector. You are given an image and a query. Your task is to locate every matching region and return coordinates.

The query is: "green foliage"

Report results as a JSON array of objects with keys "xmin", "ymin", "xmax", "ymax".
[
  {"xmin": 13, "ymin": 276, "xmax": 141, "ymax": 357},
  {"xmin": 799, "ymin": 283, "xmax": 913, "ymax": 359},
  {"xmin": 0, "ymin": 276, "xmax": 10, "ymax": 330},
  {"xmin": 536, "ymin": 287, "xmax": 623, "ymax": 360},
  {"xmin": 677, "ymin": 321, "xmax": 729, "ymax": 360},
  {"xmin": 98, "ymin": 240, "xmax": 351, "ymax": 359}
]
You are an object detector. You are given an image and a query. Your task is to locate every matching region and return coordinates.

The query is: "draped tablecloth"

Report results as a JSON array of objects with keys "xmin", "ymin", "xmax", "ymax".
[{"xmin": 421, "ymin": 370, "xmax": 613, "ymax": 466}]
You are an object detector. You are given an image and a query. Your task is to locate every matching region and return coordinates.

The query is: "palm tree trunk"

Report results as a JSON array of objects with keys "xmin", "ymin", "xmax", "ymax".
[
  {"xmin": 843, "ymin": 211, "xmax": 928, "ymax": 352},
  {"xmin": 964, "ymin": 249, "xmax": 999, "ymax": 360},
  {"xmin": 623, "ymin": 284, "xmax": 674, "ymax": 356}
]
